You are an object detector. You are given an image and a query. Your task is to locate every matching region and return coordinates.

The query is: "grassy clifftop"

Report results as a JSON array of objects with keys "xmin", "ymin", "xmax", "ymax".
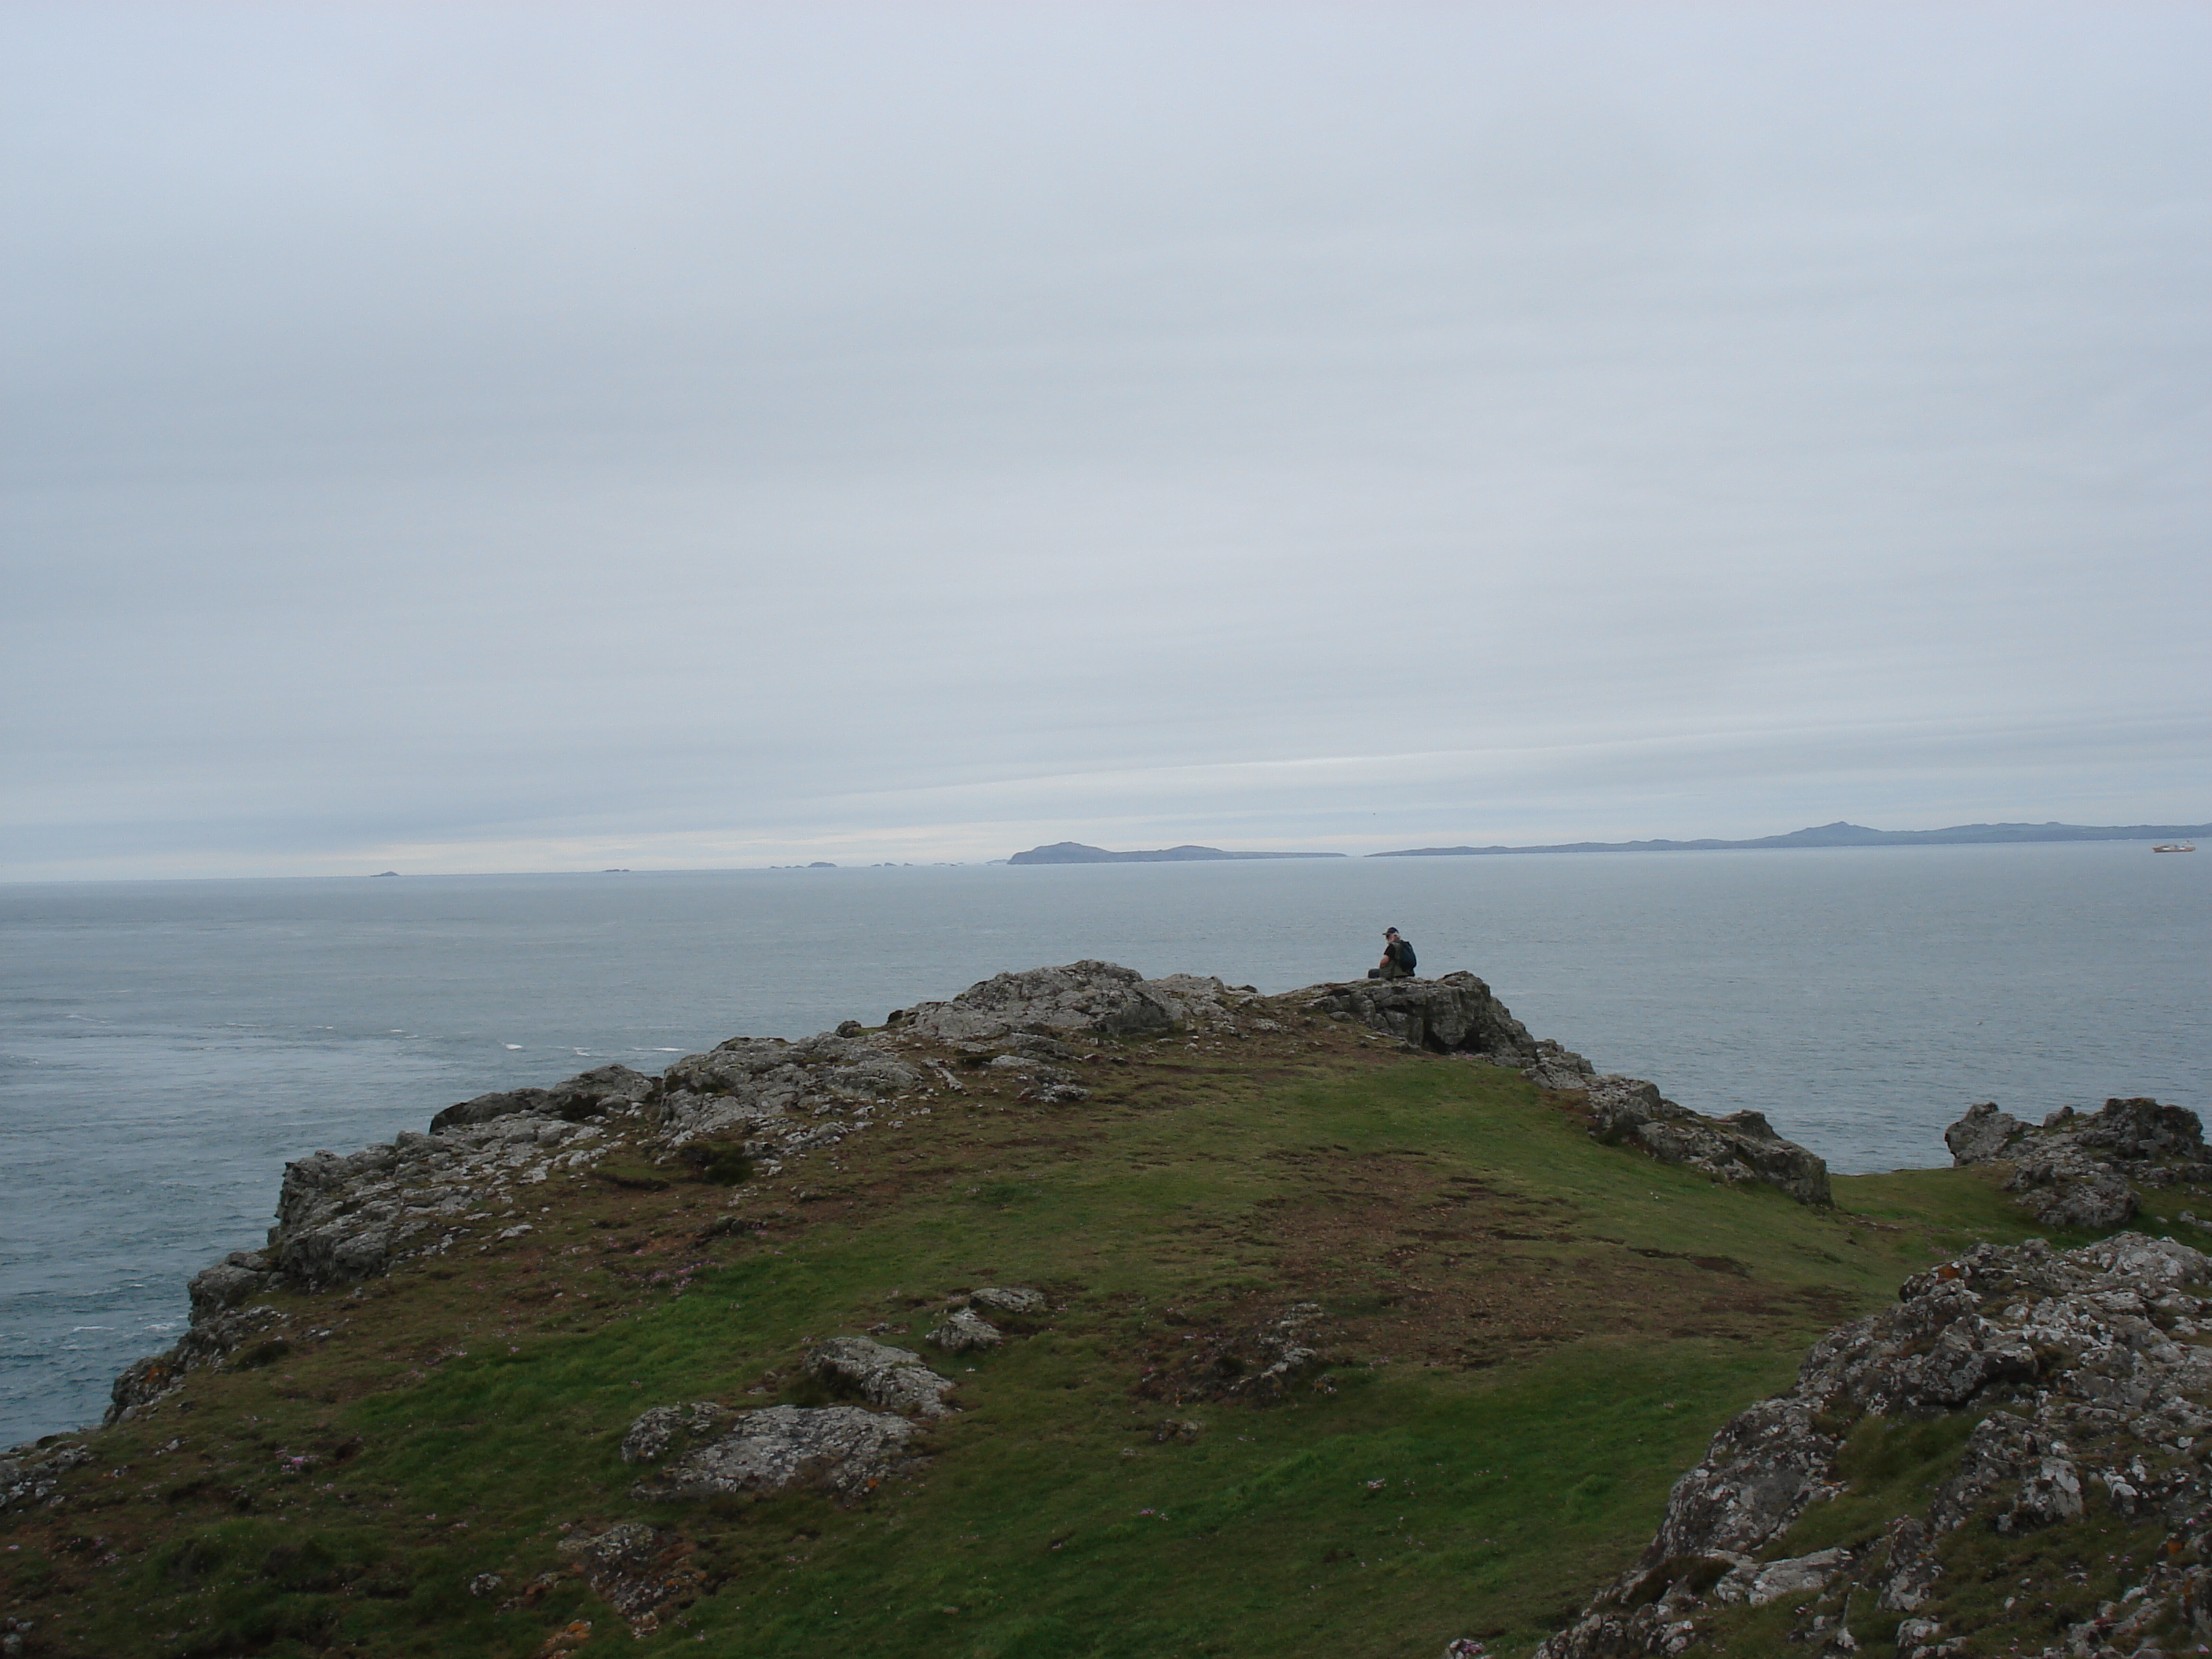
[{"xmin": 0, "ymin": 986, "xmax": 2156, "ymax": 1659}]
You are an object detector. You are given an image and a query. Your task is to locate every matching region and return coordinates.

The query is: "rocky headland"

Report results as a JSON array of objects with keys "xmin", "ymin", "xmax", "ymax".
[{"xmin": 2, "ymin": 961, "xmax": 2204, "ymax": 1659}]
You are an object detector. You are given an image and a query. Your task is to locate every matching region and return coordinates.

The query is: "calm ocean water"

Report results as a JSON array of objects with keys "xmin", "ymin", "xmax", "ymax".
[{"xmin": 3, "ymin": 844, "xmax": 2205, "ymax": 1444}]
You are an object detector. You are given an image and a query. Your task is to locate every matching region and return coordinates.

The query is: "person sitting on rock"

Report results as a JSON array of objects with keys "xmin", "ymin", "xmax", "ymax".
[{"xmin": 1368, "ymin": 927, "xmax": 1417, "ymax": 980}]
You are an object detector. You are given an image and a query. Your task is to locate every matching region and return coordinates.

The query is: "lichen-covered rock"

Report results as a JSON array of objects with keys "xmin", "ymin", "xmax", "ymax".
[
  {"xmin": 0, "ymin": 1440, "xmax": 90, "ymax": 1511},
  {"xmin": 1586, "ymin": 1077, "xmax": 1831, "ymax": 1206},
  {"xmin": 926, "ymin": 1309, "xmax": 1002, "ymax": 1353},
  {"xmin": 2069, "ymin": 1095, "xmax": 2210, "ymax": 1165},
  {"xmin": 1135, "ymin": 974, "xmax": 1256, "ymax": 1031},
  {"xmin": 554, "ymin": 1522, "xmax": 702, "ymax": 1633},
  {"xmin": 1944, "ymin": 1094, "xmax": 2205, "ymax": 1229},
  {"xmin": 1522, "ymin": 1038, "xmax": 1598, "ymax": 1092},
  {"xmin": 663, "ymin": 1035, "xmax": 921, "ymax": 1109},
  {"xmin": 1943, "ymin": 1101, "xmax": 2028, "ymax": 1165},
  {"xmin": 969, "ymin": 1287, "xmax": 1046, "ymax": 1317},
  {"xmin": 900, "ymin": 961, "xmax": 1178, "ymax": 1043},
  {"xmin": 1709, "ymin": 1546, "xmax": 1853, "ymax": 1606},
  {"xmin": 186, "ymin": 1251, "xmax": 273, "ymax": 1321},
  {"xmin": 618, "ymin": 1401, "xmax": 732, "ymax": 1464},
  {"xmin": 1533, "ymin": 1232, "xmax": 2212, "ymax": 1658},
  {"xmin": 632, "ymin": 1404, "xmax": 917, "ymax": 1503},
  {"xmin": 2003, "ymin": 1144, "xmax": 2138, "ymax": 1229},
  {"xmin": 269, "ymin": 1116, "xmax": 612, "ymax": 1288},
  {"xmin": 430, "ymin": 1063, "xmax": 658, "ymax": 1135},
  {"xmin": 803, "ymin": 1337, "xmax": 957, "ymax": 1416},
  {"xmin": 1299, "ymin": 972, "xmax": 1536, "ymax": 1058},
  {"xmin": 653, "ymin": 1035, "xmax": 925, "ymax": 1155}
]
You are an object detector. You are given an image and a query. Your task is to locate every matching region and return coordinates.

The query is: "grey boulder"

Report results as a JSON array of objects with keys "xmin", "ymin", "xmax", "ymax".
[
  {"xmin": 619, "ymin": 1401, "xmax": 732, "ymax": 1464},
  {"xmin": 803, "ymin": 1336, "xmax": 958, "ymax": 1417},
  {"xmin": 926, "ymin": 1309, "xmax": 1002, "ymax": 1353},
  {"xmin": 1533, "ymin": 1232, "xmax": 2212, "ymax": 1658},
  {"xmin": 1298, "ymin": 972, "xmax": 1538, "ymax": 1059},
  {"xmin": 430, "ymin": 1063, "xmax": 657, "ymax": 1134},
  {"xmin": 1521, "ymin": 1038, "xmax": 1598, "ymax": 1093},
  {"xmin": 1587, "ymin": 1076, "xmax": 1831, "ymax": 1207},
  {"xmin": 969, "ymin": 1287, "xmax": 1046, "ymax": 1317},
  {"xmin": 2003, "ymin": 1146, "xmax": 2138, "ymax": 1229},
  {"xmin": 186, "ymin": 1251, "xmax": 274, "ymax": 1321},
  {"xmin": 1943, "ymin": 1101, "xmax": 2029, "ymax": 1165},
  {"xmin": 632, "ymin": 1404, "xmax": 918, "ymax": 1503},
  {"xmin": 1, "ymin": 1440, "xmax": 91, "ymax": 1512},
  {"xmin": 1942, "ymin": 1094, "xmax": 2206, "ymax": 1229},
  {"xmin": 898, "ymin": 961, "xmax": 1177, "ymax": 1043},
  {"xmin": 554, "ymin": 1522, "xmax": 701, "ymax": 1635}
]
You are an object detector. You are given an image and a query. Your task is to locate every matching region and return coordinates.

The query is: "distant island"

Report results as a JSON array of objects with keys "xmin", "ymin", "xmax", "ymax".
[
  {"xmin": 1372, "ymin": 819, "xmax": 2212, "ymax": 857},
  {"xmin": 1008, "ymin": 841, "xmax": 1347, "ymax": 865}
]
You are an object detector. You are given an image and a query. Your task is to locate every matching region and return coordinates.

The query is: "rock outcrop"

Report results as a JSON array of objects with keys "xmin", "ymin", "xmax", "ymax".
[
  {"xmin": 273, "ymin": 1115, "xmax": 617, "ymax": 1288},
  {"xmin": 1300, "ymin": 972, "xmax": 1538, "ymax": 1059},
  {"xmin": 1585, "ymin": 1075, "xmax": 1832, "ymax": 1207},
  {"xmin": 428, "ymin": 1063, "xmax": 658, "ymax": 1133},
  {"xmin": 104, "ymin": 958, "xmax": 1851, "ymax": 1439},
  {"xmin": 1535, "ymin": 1232, "xmax": 2212, "ymax": 1658},
  {"xmin": 926, "ymin": 1309, "xmax": 1002, "ymax": 1353},
  {"xmin": 895, "ymin": 961, "xmax": 1179, "ymax": 1042},
  {"xmin": 969, "ymin": 1286, "xmax": 1046, "ymax": 1317},
  {"xmin": 1946, "ymin": 1096, "xmax": 2210, "ymax": 1231},
  {"xmin": 552, "ymin": 1523, "xmax": 703, "ymax": 1635},
  {"xmin": 624, "ymin": 1404, "xmax": 918, "ymax": 1504},
  {"xmin": 802, "ymin": 1337, "xmax": 958, "ymax": 1417},
  {"xmin": 0, "ymin": 1440, "xmax": 90, "ymax": 1512},
  {"xmin": 1522, "ymin": 1038, "xmax": 1599, "ymax": 1093}
]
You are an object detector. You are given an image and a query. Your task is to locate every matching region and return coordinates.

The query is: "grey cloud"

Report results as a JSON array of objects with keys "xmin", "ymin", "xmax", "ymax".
[{"xmin": 3, "ymin": 3, "xmax": 2207, "ymax": 877}]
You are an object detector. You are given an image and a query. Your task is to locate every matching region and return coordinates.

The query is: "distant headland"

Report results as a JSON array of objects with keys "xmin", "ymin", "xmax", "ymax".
[
  {"xmin": 1371, "ymin": 819, "xmax": 2212, "ymax": 856},
  {"xmin": 1006, "ymin": 820, "xmax": 2209, "ymax": 866},
  {"xmin": 1007, "ymin": 841, "xmax": 1347, "ymax": 865}
]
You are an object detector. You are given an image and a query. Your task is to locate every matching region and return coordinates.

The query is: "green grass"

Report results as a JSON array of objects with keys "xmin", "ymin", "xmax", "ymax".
[{"xmin": 2, "ymin": 1017, "xmax": 2149, "ymax": 1657}]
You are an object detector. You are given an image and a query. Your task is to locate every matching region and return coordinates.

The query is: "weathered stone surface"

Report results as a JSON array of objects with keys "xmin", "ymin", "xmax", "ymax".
[
  {"xmin": 1299, "ymin": 972, "xmax": 1536, "ymax": 1058},
  {"xmin": 429, "ymin": 1086, "xmax": 555, "ymax": 1133},
  {"xmin": 1522, "ymin": 1038, "xmax": 1598, "ymax": 1093},
  {"xmin": 2003, "ymin": 1145, "xmax": 2137, "ymax": 1229},
  {"xmin": 618, "ymin": 1401, "xmax": 731, "ymax": 1465},
  {"xmin": 2070, "ymin": 1095, "xmax": 2210, "ymax": 1163},
  {"xmin": 1586, "ymin": 1077, "xmax": 1831, "ymax": 1206},
  {"xmin": 1944, "ymin": 1094, "xmax": 2204, "ymax": 1229},
  {"xmin": 1710, "ymin": 1546, "xmax": 1852, "ymax": 1606},
  {"xmin": 803, "ymin": 1337, "xmax": 957, "ymax": 1417},
  {"xmin": 635, "ymin": 1404, "xmax": 917, "ymax": 1503},
  {"xmin": 430, "ymin": 1063, "xmax": 657, "ymax": 1135},
  {"xmin": 1136, "ymin": 974, "xmax": 1258, "ymax": 1031},
  {"xmin": 901, "ymin": 961, "xmax": 1177, "ymax": 1043},
  {"xmin": 186, "ymin": 1251, "xmax": 273, "ymax": 1321},
  {"xmin": 653, "ymin": 1035, "xmax": 925, "ymax": 1156},
  {"xmin": 555, "ymin": 1522, "xmax": 703, "ymax": 1633},
  {"xmin": 1943, "ymin": 1101, "xmax": 2028, "ymax": 1165},
  {"xmin": 1534, "ymin": 1232, "xmax": 2212, "ymax": 1658},
  {"xmin": 969, "ymin": 1287, "xmax": 1046, "ymax": 1317},
  {"xmin": 926, "ymin": 1309, "xmax": 1002, "ymax": 1353},
  {"xmin": 1021, "ymin": 1077, "xmax": 1093, "ymax": 1105},
  {"xmin": 0, "ymin": 1440, "xmax": 90, "ymax": 1511},
  {"xmin": 269, "ymin": 1115, "xmax": 613, "ymax": 1289}
]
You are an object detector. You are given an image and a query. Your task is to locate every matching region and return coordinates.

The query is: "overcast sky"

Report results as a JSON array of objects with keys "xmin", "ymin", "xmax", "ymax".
[{"xmin": 4, "ymin": 3, "xmax": 2207, "ymax": 879}]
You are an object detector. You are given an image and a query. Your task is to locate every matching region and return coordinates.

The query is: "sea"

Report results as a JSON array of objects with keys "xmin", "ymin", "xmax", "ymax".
[{"xmin": 3, "ymin": 842, "xmax": 2205, "ymax": 1446}]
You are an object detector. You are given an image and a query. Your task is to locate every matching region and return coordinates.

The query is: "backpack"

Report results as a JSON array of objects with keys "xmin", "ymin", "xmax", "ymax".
[{"xmin": 1396, "ymin": 938, "xmax": 1416, "ymax": 972}]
